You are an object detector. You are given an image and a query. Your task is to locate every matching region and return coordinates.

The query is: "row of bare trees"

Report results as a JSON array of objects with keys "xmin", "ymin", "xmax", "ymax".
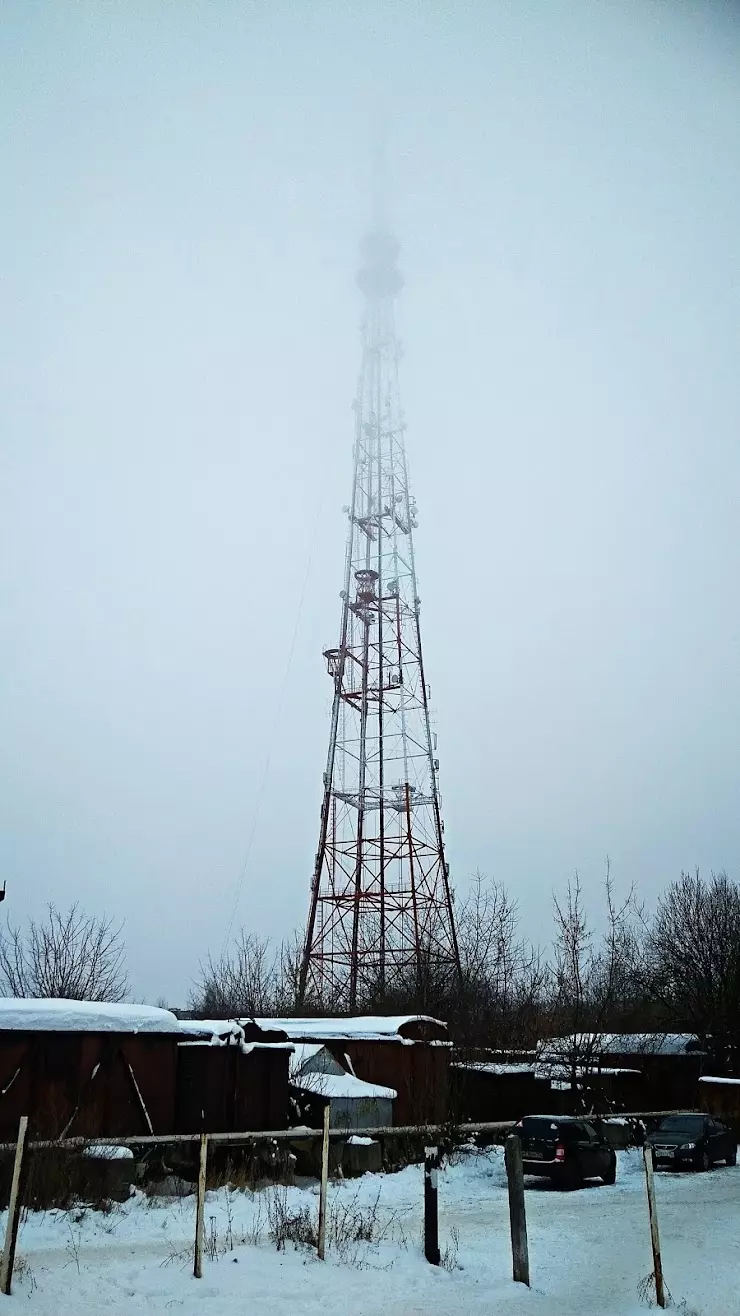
[
  {"xmin": 187, "ymin": 866, "xmax": 740, "ymax": 1076},
  {"xmin": 2, "ymin": 869, "xmax": 739, "ymax": 1076}
]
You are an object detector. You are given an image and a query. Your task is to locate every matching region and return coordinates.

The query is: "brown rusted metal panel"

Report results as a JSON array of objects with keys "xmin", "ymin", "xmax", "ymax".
[
  {"xmin": 699, "ymin": 1081, "xmax": 740, "ymax": 1124},
  {"xmin": 0, "ymin": 1032, "xmax": 179, "ymax": 1140},
  {"xmin": 175, "ymin": 1045, "xmax": 291, "ymax": 1134},
  {"xmin": 603, "ymin": 1052, "xmax": 704, "ymax": 1112},
  {"xmin": 326, "ymin": 1039, "xmax": 449, "ymax": 1126}
]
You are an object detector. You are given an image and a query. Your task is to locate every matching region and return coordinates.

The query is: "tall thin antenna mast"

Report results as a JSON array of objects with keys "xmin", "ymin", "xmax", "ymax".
[{"xmin": 298, "ymin": 232, "xmax": 461, "ymax": 1012}]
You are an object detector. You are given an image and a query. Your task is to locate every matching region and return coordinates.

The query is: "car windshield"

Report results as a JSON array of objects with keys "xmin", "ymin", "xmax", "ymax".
[{"xmin": 656, "ymin": 1116, "xmax": 704, "ymax": 1137}]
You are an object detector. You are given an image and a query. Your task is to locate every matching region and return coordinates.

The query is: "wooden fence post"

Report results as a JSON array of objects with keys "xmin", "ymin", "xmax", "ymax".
[
  {"xmin": 317, "ymin": 1102, "xmax": 330, "ymax": 1260},
  {"xmin": 193, "ymin": 1133, "xmax": 208, "ymax": 1279},
  {"xmin": 505, "ymin": 1133, "xmax": 530, "ymax": 1286},
  {"xmin": 424, "ymin": 1145, "xmax": 441, "ymax": 1265},
  {"xmin": 1, "ymin": 1116, "xmax": 29, "ymax": 1296},
  {"xmin": 643, "ymin": 1144, "xmax": 665, "ymax": 1308}
]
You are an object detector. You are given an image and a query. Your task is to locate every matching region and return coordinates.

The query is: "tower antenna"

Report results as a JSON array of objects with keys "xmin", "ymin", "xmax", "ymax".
[{"xmin": 298, "ymin": 231, "xmax": 462, "ymax": 1011}]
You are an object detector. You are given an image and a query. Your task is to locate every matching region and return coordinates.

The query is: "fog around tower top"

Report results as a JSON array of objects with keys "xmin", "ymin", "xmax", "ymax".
[{"xmin": 2, "ymin": 0, "xmax": 740, "ymax": 1002}]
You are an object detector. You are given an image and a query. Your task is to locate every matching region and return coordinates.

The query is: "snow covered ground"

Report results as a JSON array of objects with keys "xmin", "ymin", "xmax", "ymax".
[{"xmin": 6, "ymin": 1147, "xmax": 739, "ymax": 1315}]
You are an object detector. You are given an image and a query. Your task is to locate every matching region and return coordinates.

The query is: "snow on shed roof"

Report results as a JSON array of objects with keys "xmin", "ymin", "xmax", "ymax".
[
  {"xmin": 535, "ymin": 1063, "xmax": 642, "ymax": 1080},
  {"xmin": 0, "ymin": 998, "xmax": 180, "ymax": 1034},
  {"xmin": 250, "ymin": 1015, "xmax": 448, "ymax": 1043},
  {"xmin": 293, "ymin": 1070, "xmax": 397, "ymax": 1101},
  {"xmin": 177, "ymin": 1018, "xmax": 245, "ymax": 1041},
  {"xmin": 539, "ymin": 1033, "xmax": 702, "ymax": 1058},
  {"xmin": 699, "ymin": 1075, "xmax": 740, "ymax": 1087},
  {"xmin": 452, "ymin": 1062, "xmax": 535, "ymax": 1076}
]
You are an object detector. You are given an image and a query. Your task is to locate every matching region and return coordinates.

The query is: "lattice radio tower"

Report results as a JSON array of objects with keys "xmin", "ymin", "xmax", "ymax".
[{"xmin": 298, "ymin": 231, "xmax": 462, "ymax": 1012}]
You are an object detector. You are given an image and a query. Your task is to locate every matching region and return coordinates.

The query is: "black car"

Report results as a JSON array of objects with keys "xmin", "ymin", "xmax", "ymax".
[
  {"xmin": 512, "ymin": 1115, "xmax": 617, "ymax": 1190},
  {"xmin": 645, "ymin": 1114, "xmax": 737, "ymax": 1171}
]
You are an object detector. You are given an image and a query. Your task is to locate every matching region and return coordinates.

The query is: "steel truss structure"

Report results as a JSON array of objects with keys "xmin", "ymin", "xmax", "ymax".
[{"xmin": 298, "ymin": 232, "xmax": 461, "ymax": 1011}]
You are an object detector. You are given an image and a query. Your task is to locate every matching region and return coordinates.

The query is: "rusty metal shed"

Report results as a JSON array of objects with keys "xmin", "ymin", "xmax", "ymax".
[
  {"xmin": 175, "ymin": 1019, "xmax": 292, "ymax": 1133},
  {"xmin": 698, "ymin": 1075, "xmax": 740, "ymax": 1126},
  {"xmin": 0, "ymin": 999, "xmax": 181, "ymax": 1139},
  {"xmin": 247, "ymin": 1016, "xmax": 451, "ymax": 1126},
  {"xmin": 451, "ymin": 1061, "xmax": 549, "ymax": 1122}
]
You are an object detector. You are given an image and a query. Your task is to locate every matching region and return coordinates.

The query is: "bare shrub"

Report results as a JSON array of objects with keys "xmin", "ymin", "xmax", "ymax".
[
  {"xmin": 13, "ymin": 1255, "xmax": 37, "ymax": 1294},
  {"xmin": 264, "ymin": 1183, "xmax": 403, "ymax": 1264},
  {"xmin": 440, "ymin": 1225, "xmax": 461, "ymax": 1272},
  {"xmin": 637, "ymin": 1271, "xmax": 675, "ymax": 1308},
  {"xmin": 0, "ymin": 903, "xmax": 128, "ymax": 1001},
  {"xmin": 190, "ymin": 929, "xmax": 303, "ymax": 1018},
  {"xmin": 23, "ymin": 1148, "xmax": 79, "ymax": 1212},
  {"xmin": 65, "ymin": 1216, "xmax": 83, "ymax": 1274},
  {"xmin": 206, "ymin": 1215, "xmax": 218, "ymax": 1261},
  {"xmin": 266, "ymin": 1184, "xmax": 317, "ymax": 1252}
]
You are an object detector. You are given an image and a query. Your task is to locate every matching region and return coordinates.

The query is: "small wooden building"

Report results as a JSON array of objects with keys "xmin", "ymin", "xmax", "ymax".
[
  {"xmin": 0, "ymin": 999, "xmax": 181, "ymax": 1139},
  {"xmin": 249, "ymin": 1015, "xmax": 451, "ymax": 1126}
]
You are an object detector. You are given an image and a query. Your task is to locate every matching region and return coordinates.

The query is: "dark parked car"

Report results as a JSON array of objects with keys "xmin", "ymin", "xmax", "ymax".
[
  {"xmin": 645, "ymin": 1114, "xmax": 737, "ymax": 1171},
  {"xmin": 512, "ymin": 1115, "xmax": 617, "ymax": 1190}
]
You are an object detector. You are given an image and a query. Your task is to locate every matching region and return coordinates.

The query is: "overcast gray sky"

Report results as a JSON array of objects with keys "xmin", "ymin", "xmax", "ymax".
[{"xmin": 2, "ymin": 1, "xmax": 740, "ymax": 1004}]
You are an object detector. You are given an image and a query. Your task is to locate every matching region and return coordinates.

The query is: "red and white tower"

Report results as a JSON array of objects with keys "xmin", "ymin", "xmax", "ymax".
[{"xmin": 298, "ymin": 232, "xmax": 461, "ymax": 1012}]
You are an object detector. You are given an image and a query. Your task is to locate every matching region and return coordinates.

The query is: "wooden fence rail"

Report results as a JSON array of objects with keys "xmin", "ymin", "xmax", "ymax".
[
  {"xmin": 0, "ymin": 1109, "xmax": 683, "ymax": 1296},
  {"xmin": 0, "ymin": 1110, "xmax": 681, "ymax": 1154}
]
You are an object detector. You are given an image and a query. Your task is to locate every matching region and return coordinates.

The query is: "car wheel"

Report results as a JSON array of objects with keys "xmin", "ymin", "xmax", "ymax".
[
  {"xmin": 601, "ymin": 1157, "xmax": 617, "ymax": 1185},
  {"xmin": 698, "ymin": 1149, "xmax": 711, "ymax": 1172},
  {"xmin": 726, "ymin": 1146, "xmax": 737, "ymax": 1167}
]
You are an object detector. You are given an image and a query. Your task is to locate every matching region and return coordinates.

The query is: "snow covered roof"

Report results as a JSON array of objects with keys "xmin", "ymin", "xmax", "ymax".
[
  {"xmin": 452, "ymin": 1062, "xmax": 535, "ymax": 1076},
  {"xmin": 82, "ymin": 1144, "xmax": 135, "ymax": 1160},
  {"xmin": 600, "ymin": 1033, "xmax": 702, "ymax": 1056},
  {"xmin": 535, "ymin": 1063, "xmax": 642, "ymax": 1080},
  {"xmin": 177, "ymin": 1018, "xmax": 245, "ymax": 1043},
  {"xmin": 293, "ymin": 1070, "xmax": 397, "ymax": 1101},
  {"xmin": 0, "ymin": 998, "xmax": 181, "ymax": 1035},
  {"xmin": 699, "ymin": 1075, "xmax": 740, "ymax": 1087},
  {"xmin": 538, "ymin": 1033, "xmax": 702, "ymax": 1058},
  {"xmin": 250, "ymin": 1015, "xmax": 448, "ymax": 1043}
]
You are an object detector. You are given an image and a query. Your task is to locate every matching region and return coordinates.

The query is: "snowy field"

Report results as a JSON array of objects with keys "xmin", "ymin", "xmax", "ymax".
[{"xmin": 6, "ymin": 1147, "xmax": 739, "ymax": 1316}]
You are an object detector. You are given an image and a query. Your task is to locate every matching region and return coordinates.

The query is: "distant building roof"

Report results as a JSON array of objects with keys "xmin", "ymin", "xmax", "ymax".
[
  {"xmin": 452, "ymin": 1062, "xmax": 536, "ymax": 1076},
  {"xmin": 538, "ymin": 1033, "xmax": 703, "ymax": 1059},
  {"xmin": 535, "ymin": 1064, "xmax": 642, "ymax": 1080}
]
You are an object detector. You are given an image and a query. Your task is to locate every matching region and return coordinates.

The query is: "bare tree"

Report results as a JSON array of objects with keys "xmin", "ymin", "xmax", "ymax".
[
  {"xmin": 190, "ymin": 930, "xmax": 279, "ymax": 1018},
  {"xmin": 274, "ymin": 930, "xmax": 304, "ymax": 1015},
  {"xmin": 647, "ymin": 869, "xmax": 740, "ymax": 1073},
  {"xmin": 454, "ymin": 872, "xmax": 544, "ymax": 1050},
  {"xmin": 0, "ymin": 903, "xmax": 129, "ymax": 1001},
  {"xmin": 542, "ymin": 866, "xmax": 645, "ymax": 1090},
  {"xmin": 189, "ymin": 927, "xmax": 308, "ymax": 1019},
  {"xmin": 360, "ymin": 872, "xmax": 545, "ymax": 1050}
]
